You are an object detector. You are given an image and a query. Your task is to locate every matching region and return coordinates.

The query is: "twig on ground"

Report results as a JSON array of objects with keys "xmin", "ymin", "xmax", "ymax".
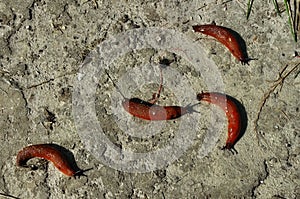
[{"xmin": 254, "ymin": 62, "xmax": 300, "ymax": 145}]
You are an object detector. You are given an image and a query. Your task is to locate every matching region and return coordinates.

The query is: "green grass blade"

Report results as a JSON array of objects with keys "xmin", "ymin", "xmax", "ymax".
[
  {"xmin": 272, "ymin": 0, "xmax": 281, "ymax": 16},
  {"xmin": 246, "ymin": 0, "xmax": 254, "ymax": 19},
  {"xmin": 284, "ymin": 0, "xmax": 297, "ymax": 42}
]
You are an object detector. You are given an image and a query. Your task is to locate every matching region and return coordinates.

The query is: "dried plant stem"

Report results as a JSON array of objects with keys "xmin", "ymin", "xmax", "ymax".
[
  {"xmin": 254, "ymin": 62, "xmax": 300, "ymax": 144},
  {"xmin": 0, "ymin": 192, "xmax": 20, "ymax": 199}
]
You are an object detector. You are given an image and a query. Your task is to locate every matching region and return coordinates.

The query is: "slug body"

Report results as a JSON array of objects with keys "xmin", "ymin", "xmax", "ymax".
[
  {"xmin": 16, "ymin": 144, "xmax": 83, "ymax": 177},
  {"xmin": 193, "ymin": 24, "xmax": 250, "ymax": 64},
  {"xmin": 197, "ymin": 92, "xmax": 242, "ymax": 151},
  {"xmin": 122, "ymin": 98, "xmax": 195, "ymax": 121}
]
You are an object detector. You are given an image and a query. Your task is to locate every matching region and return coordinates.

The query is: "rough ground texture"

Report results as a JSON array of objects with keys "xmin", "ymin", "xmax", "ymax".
[{"xmin": 0, "ymin": 0, "xmax": 299, "ymax": 198}]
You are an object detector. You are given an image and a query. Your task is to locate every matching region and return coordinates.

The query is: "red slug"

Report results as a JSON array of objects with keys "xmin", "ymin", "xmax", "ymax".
[
  {"xmin": 123, "ymin": 98, "xmax": 198, "ymax": 121},
  {"xmin": 193, "ymin": 24, "xmax": 251, "ymax": 64},
  {"xmin": 197, "ymin": 92, "xmax": 246, "ymax": 152},
  {"xmin": 16, "ymin": 144, "xmax": 86, "ymax": 177}
]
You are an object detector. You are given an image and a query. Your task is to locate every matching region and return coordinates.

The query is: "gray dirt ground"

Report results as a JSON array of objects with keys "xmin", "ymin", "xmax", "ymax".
[{"xmin": 0, "ymin": 0, "xmax": 299, "ymax": 198}]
